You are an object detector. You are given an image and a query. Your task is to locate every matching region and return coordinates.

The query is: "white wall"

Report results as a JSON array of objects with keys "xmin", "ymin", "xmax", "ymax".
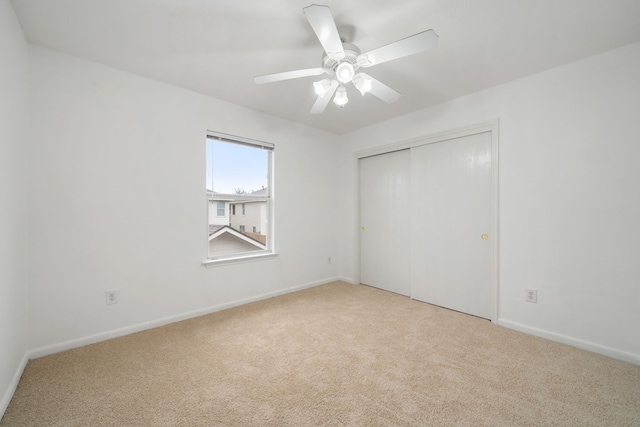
[
  {"xmin": 28, "ymin": 45, "xmax": 341, "ymax": 354},
  {"xmin": 0, "ymin": 0, "xmax": 30, "ymax": 416},
  {"xmin": 339, "ymin": 41, "xmax": 640, "ymax": 364}
]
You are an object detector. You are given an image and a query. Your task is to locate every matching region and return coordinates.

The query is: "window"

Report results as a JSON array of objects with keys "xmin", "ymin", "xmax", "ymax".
[{"xmin": 206, "ymin": 132, "xmax": 274, "ymax": 261}]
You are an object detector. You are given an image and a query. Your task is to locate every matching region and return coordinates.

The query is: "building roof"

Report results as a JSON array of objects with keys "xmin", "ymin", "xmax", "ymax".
[{"xmin": 208, "ymin": 225, "xmax": 266, "ymax": 250}]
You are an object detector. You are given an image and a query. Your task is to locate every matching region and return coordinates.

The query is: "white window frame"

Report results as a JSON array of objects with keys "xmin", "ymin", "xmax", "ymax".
[{"xmin": 203, "ymin": 131, "xmax": 276, "ymax": 267}]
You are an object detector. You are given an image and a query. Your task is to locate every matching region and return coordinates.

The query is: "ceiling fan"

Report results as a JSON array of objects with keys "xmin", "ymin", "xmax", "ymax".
[{"xmin": 254, "ymin": 4, "xmax": 439, "ymax": 114}]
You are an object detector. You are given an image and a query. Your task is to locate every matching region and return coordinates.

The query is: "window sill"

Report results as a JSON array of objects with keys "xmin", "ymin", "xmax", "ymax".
[{"xmin": 202, "ymin": 252, "xmax": 278, "ymax": 268}]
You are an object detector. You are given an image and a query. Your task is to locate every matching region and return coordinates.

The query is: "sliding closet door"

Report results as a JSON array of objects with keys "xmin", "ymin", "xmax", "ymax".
[
  {"xmin": 410, "ymin": 132, "xmax": 492, "ymax": 319},
  {"xmin": 359, "ymin": 150, "xmax": 411, "ymax": 296}
]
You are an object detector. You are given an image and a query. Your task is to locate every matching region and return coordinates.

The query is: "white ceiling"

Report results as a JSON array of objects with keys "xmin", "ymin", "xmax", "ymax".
[{"xmin": 11, "ymin": 0, "xmax": 640, "ymax": 134}]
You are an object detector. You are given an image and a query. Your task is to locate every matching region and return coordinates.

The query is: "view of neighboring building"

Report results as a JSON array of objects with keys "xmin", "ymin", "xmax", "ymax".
[
  {"xmin": 208, "ymin": 187, "xmax": 268, "ymax": 257},
  {"xmin": 229, "ymin": 187, "xmax": 268, "ymax": 244},
  {"xmin": 207, "ymin": 190, "xmax": 231, "ymax": 226},
  {"xmin": 208, "ymin": 225, "xmax": 266, "ymax": 258}
]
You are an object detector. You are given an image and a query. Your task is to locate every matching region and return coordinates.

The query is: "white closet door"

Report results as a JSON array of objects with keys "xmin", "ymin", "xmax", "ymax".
[
  {"xmin": 410, "ymin": 132, "xmax": 492, "ymax": 319},
  {"xmin": 360, "ymin": 150, "xmax": 411, "ymax": 296}
]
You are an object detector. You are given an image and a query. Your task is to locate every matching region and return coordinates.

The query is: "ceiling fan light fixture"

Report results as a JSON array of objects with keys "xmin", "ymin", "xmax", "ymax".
[
  {"xmin": 253, "ymin": 4, "xmax": 439, "ymax": 115},
  {"xmin": 313, "ymin": 79, "xmax": 332, "ymax": 97},
  {"xmin": 335, "ymin": 62, "xmax": 355, "ymax": 83},
  {"xmin": 353, "ymin": 73, "xmax": 372, "ymax": 95},
  {"xmin": 333, "ymin": 85, "xmax": 349, "ymax": 107}
]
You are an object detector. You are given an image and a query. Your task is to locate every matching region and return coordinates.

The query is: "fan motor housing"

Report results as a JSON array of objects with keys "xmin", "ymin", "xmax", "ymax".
[{"xmin": 322, "ymin": 43, "xmax": 361, "ymax": 74}]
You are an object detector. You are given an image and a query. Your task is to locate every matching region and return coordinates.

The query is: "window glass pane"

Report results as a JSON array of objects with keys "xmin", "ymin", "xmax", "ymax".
[
  {"xmin": 206, "ymin": 135, "xmax": 272, "ymax": 260},
  {"xmin": 207, "ymin": 139, "xmax": 268, "ymax": 195}
]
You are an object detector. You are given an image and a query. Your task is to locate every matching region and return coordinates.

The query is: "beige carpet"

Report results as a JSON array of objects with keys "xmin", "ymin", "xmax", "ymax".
[{"xmin": 2, "ymin": 281, "xmax": 639, "ymax": 426}]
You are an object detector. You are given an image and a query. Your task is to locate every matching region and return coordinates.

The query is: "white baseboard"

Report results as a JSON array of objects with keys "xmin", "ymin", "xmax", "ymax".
[
  {"xmin": 497, "ymin": 319, "xmax": 640, "ymax": 365},
  {"xmin": 337, "ymin": 276, "xmax": 356, "ymax": 284},
  {"xmin": 29, "ymin": 277, "xmax": 341, "ymax": 360},
  {"xmin": 0, "ymin": 351, "xmax": 29, "ymax": 420}
]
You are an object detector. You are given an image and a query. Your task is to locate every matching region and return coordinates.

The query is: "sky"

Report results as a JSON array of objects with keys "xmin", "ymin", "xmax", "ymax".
[{"xmin": 206, "ymin": 139, "xmax": 269, "ymax": 194}]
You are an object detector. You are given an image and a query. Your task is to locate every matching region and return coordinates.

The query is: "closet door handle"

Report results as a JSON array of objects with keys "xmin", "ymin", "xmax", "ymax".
[{"xmin": 481, "ymin": 234, "xmax": 489, "ymax": 240}]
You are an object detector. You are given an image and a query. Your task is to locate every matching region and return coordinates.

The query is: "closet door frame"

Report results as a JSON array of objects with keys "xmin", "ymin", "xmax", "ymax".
[{"xmin": 353, "ymin": 120, "xmax": 500, "ymax": 323}]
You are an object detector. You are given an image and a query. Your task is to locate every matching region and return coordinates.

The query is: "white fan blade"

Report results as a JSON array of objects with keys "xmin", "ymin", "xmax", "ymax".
[
  {"xmin": 254, "ymin": 68, "xmax": 326, "ymax": 84},
  {"xmin": 310, "ymin": 80, "xmax": 339, "ymax": 114},
  {"xmin": 360, "ymin": 73, "xmax": 401, "ymax": 104},
  {"xmin": 357, "ymin": 30, "xmax": 438, "ymax": 68},
  {"xmin": 303, "ymin": 5, "xmax": 345, "ymax": 61}
]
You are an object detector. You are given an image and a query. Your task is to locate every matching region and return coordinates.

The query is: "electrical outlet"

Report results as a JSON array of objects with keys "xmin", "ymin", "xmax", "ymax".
[
  {"xmin": 526, "ymin": 289, "xmax": 537, "ymax": 303},
  {"xmin": 106, "ymin": 290, "xmax": 118, "ymax": 305}
]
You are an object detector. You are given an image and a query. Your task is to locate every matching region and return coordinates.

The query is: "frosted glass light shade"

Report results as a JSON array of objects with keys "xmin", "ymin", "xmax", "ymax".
[
  {"xmin": 333, "ymin": 85, "xmax": 348, "ymax": 106},
  {"xmin": 353, "ymin": 73, "xmax": 372, "ymax": 95},
  {"xmin": 335, "ymin": 62, "xmax": 355, "ymax": 83},
  {"xmin": 313, "ymin": 79, "xmax": 332, "ymax": 97}
]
